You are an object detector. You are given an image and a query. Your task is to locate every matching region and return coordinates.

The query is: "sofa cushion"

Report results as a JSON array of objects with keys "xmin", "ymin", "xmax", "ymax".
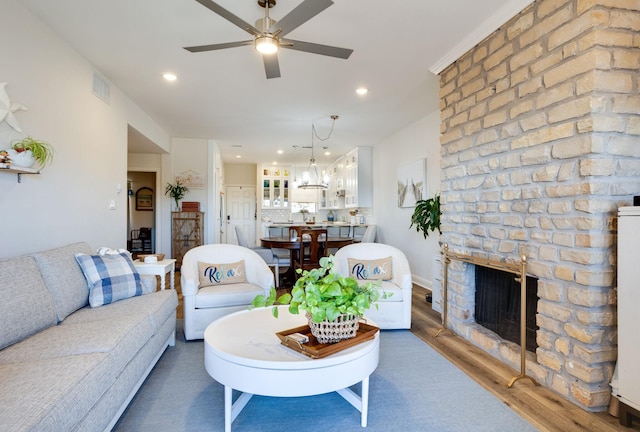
[
  {"xmin": 33, "ymin": 242, "xmax": 93, "ymax": 322},
  {"xmin": 0, "ymin": 255, "xmax": 57, "ymax": 350},
  {"xmin": 75, "ymin": 252, "xmax": 144, "ymax": 307},
  {"xmin": 198, "ymin": 260, "xmax": 247, "ymax": 287},
  {"xmin": 348, "ymin": 256, "xmax": 393, "ymax": 281}
]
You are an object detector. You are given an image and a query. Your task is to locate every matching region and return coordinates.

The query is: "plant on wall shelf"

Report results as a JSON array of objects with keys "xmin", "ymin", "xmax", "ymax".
[
  {"xmin": 11, "ymin": 136, "xmax": 54, "ymax": 168},
  {"xmin": 164, "ymin": 180, "xmax": 189, "ymax": 211},
  {"xmin": 410, "ymin": 194, "xmax": 441, "ymax": 238}
]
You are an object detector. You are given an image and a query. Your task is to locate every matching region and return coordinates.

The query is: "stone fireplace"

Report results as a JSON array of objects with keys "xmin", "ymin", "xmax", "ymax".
[{"xmin": 435, "ymin": 0, "xmax": 640, "ymax": 411}]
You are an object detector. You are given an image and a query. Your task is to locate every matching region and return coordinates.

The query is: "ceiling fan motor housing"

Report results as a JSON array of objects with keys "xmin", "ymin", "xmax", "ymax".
[{"xmin": 258, "ymin": 0, "xmax": 276, "ymax": 8}]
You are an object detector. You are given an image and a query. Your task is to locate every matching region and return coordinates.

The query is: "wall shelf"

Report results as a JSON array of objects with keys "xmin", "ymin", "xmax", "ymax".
[{"xmin": 0, "ymin": 163, "xmax": 40, "ymax": 183}]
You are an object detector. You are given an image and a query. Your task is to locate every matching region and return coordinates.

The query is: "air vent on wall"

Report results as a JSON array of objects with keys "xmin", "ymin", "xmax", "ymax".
[{"xmin": 92, "ymin": 73, "xmax": 110, "ymax": 104}]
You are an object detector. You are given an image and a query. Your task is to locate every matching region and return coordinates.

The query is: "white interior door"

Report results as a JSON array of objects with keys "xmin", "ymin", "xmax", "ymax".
[{"xmin": 226, "ymin": 186, "xmax": 256, "ymax": 246}]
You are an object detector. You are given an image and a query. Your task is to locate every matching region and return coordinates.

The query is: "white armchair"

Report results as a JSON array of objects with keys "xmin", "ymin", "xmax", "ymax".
[
  {"xmin": 333, "ymin": 243, "xmax": 412, "ymax": 329},
  {"xmin": 181, "ymin": 244, "xmax": 274, "ymax": 340}
]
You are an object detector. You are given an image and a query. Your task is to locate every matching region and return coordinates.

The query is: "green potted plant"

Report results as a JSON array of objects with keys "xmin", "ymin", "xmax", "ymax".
[
  {"xmin": 251, "ymin": 255, "xmax": 384, "ymax": 343},
  {"xmin": 10, "ymin": 136, "xmax": 54, "ymax": 169},
  {"xmin": 164, "ymin": 180, "xmax": 189, "ymax": 211},
  {"xmin": 410, "ymin": 194, "xmax": 441, "ymax": 238}
]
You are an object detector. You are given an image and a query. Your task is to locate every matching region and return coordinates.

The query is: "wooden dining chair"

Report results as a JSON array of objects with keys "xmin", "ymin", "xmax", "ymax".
[{"xmin": 289, "ymin": 227, "xmax": 328, "ymax": 276}]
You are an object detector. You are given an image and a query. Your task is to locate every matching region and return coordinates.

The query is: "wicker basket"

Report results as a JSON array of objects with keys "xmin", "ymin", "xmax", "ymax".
[{"xmin": 307, "ymin": 313, "xmax": 360, "ymax": 344}]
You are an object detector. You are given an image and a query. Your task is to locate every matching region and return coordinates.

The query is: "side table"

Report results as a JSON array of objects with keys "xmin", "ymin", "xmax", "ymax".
[{"xmin": 133, "ymin": 259, "xmax": 176, "ymax": 291}]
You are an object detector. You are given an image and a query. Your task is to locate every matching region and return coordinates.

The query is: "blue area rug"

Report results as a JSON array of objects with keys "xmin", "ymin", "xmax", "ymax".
[{"xmin": 114, "ymin": 321, "xmax": 538, "ymax": 432}]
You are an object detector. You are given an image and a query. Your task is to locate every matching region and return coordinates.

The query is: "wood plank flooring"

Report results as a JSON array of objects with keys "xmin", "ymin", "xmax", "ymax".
[
  {"xmin": 410, "ymin": 287, "xmax": 638, "ymax": 432},
  {"xmin": 171, "ymin": 273, "xmax": 638, "ymax": 431}
]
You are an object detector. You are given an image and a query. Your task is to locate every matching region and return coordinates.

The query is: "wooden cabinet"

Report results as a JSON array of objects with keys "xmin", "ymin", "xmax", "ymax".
[
  {"xmin": 171, "ymin": 211, "xmax": 203, "ymax": 269},
  {"xmin": 343, "ymin": 147, "xmax": 372, "ymax": 208},
  {"xmin": 261, "ymin": 166, "xmax": 290, "ymax": 209}
]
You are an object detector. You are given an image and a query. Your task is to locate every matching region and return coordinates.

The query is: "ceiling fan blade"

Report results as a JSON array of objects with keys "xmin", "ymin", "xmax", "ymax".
[
  {"xmin": 269, "ymin": 0, "xmax": 333, "ymax": 37},
  {"xmin": 184, "ymin": 40, "xmax": 251, "ymax": 53},
  {"xmin": 263, "ymin": 54, "xmax": 281, "ymax": 79},
  {"xmin": 194, "ymin": 0, "xmax": 260, "ymax": 36},
  {"xmin": 281, "ymin": 39, "xmax": 353, "ymax": 59}
]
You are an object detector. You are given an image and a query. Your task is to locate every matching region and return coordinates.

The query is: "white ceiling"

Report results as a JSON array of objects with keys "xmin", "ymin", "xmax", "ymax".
[{"xmin": 20, "ymin": 0, "xmax": 531, "ymax": 166}]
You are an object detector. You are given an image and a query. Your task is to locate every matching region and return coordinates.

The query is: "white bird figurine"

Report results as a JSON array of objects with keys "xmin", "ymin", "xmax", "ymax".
[{"xmin": 0, "ymin": 82, "xmax": 28, "ymax": 132}]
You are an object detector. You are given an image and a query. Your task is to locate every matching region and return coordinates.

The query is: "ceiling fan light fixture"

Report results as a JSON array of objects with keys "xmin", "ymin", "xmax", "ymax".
[{"xmin": 255, "ymin": 35, "xmax": 279, "ymax": 54}]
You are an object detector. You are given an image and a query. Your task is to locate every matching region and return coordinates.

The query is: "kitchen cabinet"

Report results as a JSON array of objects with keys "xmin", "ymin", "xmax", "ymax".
[
  {"xmin": 343, "ymin": 147, "xmax": 372, "ymax": 208},
  {"xmin": 261, "ymin": 166, "xmax": 290, "ymax": 209},
  {"xmin": 171, "ymin": 211, "xmax": 203, "ymax": 269},
  {"xmin": 321, "ymin": 156, "xmax": 345, "ymax": 210}
]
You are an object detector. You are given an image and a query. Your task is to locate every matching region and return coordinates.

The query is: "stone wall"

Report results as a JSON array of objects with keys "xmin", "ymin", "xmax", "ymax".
[{"xmin": 437, "ymin": 0, "xmax": 640, "ymax": 411}]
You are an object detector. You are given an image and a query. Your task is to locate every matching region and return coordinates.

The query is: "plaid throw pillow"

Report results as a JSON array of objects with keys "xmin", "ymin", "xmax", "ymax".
[
  {"xmin": 75, "ymin": 252, "xmax": 143, "ymax": 307},
  {"xmin": 348, "ymin": 256, "xmax": 393, "ymax": 281},
  {"xmin": 198, "ymin": 260, "xmax": 247, "ymax": 287}
]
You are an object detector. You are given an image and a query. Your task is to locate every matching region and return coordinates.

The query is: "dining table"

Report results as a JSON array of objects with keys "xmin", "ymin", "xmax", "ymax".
[{"xmin": 260, "ymin": 236, "xmax": 354, "ymax": 282}]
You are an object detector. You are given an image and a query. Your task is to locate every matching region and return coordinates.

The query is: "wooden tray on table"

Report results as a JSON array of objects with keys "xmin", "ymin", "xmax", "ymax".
[{"xmin": 276, "ymin": 322, "xmax": 379, "ymax": 359}]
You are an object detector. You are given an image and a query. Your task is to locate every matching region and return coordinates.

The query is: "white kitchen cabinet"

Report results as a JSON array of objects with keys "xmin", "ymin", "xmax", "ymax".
[
  {"xmin": 260, "ymin": 165, "xmax": 290, "ymax": 209},
  {"xmin": 615, "ymin": 206, "xmax": 640, "ymax": 424},
  {"xmin": 343, "ymin": 147, "xmax": 372, "ymax": 208},
  {"xmin": 321, "ymin": 155, "xmax": 345, "ymax": 210}
]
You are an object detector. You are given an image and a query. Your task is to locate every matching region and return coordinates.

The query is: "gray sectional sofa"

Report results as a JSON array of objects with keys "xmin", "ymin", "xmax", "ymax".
[{"xmin": 0, "ymin": 242, "xmax": 178, "ymax": 431}]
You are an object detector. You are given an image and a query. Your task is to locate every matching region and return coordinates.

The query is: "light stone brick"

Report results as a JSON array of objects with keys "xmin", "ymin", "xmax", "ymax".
[
  {"xmin": 538, "ymin": 350, "xmax": 564, "ymax": 372},
  {"xmin": 565, "ymin": 357, "xmax": 605, "ymax": 383},
  {"xmin": 555, "ymin": 336, "xmax": 571, "ymax": 356},
  {"xmin": 574, "ymin": 198, "xmax": 616, "ymax": 213},
  {"xmin": 538, "ymin": 280, "xmax": 565, "ymax": 302},
  {"xmin": 477, "ymin": 87, "xmax": 497, "ymax": 102},
  {"xmin": 561, "ymin": 248, "xmax": 608, "ymax": 265},
  {"xmin": 469, "ymin": 103, "xmax": 487, "ymax": 120},
  {"xmin": 464, "ymin": 119, "xmax": 482, "ymax": 136},
  {"xmin": 564, "ymin": 322, "xmax": 604, "ymax": 345},
  {"xmin": 458, "ymin": 65, "xmax": 482, "ymax": 87},
  {"xmin": 576, "ymin": 270, "xmax": 615, "ymax": 287},
  {"xmin": 520, "ymin": 112, "xmax": 548, "ymax": 131},
  {"xmin": 618, "ymin": 159, "xmax": 640, "ymax": 176},
  {"xmin": 553, "ymin": 232, "xmax": 574, "ymax": 246},
  {"xmin": 511, "ymin": 99, "xmax": 536, "ymax": 118},
  {"xmin": 539, "ymin": 0, "xmax": 572, "ymax": 19},
  {"xmin": 518, "ymin": 77, "xmax": 544, "ymax": 99},
  {"xmin": 450, "ymin": 112, "xmax": 469, "ymax": 127},
  {"xmin": 537, "ymin": 314, "xmax": 564, "ymax": 334},
  {"xmin": 513, "ymin": 122, "xmax": 575, "ymax": 149},
  {"xmin": 511, "ymin": 43, "xmax": 545, "ymax": 72},
  {"xmin": 509, "ymin": 230, "xmax": 527, "ymax": 240},
  {"xmin": 548, "ymin": 97, "xmax": 592, "ymax": 123},
  {"xmin": 528, "ymin": 261, "xmax": 555, "ymax": 279},
  {"xmin": 533, "ymin": 165, "xmax": 560, "ymax": 181},
  {"xmin": 537, "ymin": 331, "xmax": 555, "ymax": 350},
  {"xmin": 539, "ymin": 300, "xmax": 573, "ymax": 321},
  {"xmin": 568, "ymin": 286, "xmax": 609, "ymax": 307},
  {"xmin": 563, "ymin": 41, "xmax": 578, "ymax": 58},
  {"xmin": 551, "ymin": 135, "xmax": 593, "ymax": 160},
  {"xmin": 611, "ymin": 9, "xmax": 640, "ymax": 31},
  {"xmin": 548, "ymin": 200, "xmax": 572, "ymax": 214},
  {"xmin": 558, "ymin": 162, "xmax": 576, "ymax": 181},
  {"xmin": 532, "ymin": 50, "xmax": 565, "ymax": 75},
  {"xmin": 612, "ymin": 95, "xmax": 640, "ymax": 113},
  {"xmin": 551, "ymin": 372, "xmax": 571, "ymax": 398},
  {"xmin": 461, "ymin": 78, "xmax": 485, "ymax": 98},
  {"xmin": 529, "ymin": 200, "xmax": 547, "ymax": 212},
  {"xmin": 473, "ymin": 46, "xmax": 488, "ymax": 63},
  {"xmin": 628, "ymin": 117, "xmax": 640, "ymax": 135},
  {"xmin": 614, "ymin": 49, "xmax": 640, "ymax": 68},
  {"xmin": 498, "ymin": 241, "xmax": 517, "ymax": 254},
  {"xmin": 522, "ymin": 146, "xmax": 553, "ymax": 166},
  {"xmin": 575, "ymin": 233, "xmax": 614, "ymax": 248},
  {"xmin": 555, "ymin": 265, "xmax": 575, "ymax": 281},
  {"xmin": 484, "ymin": 44, "xmax": 514, "ymax": 71},
  {"xmin": 495, "ymin": 77, "xmax": 511, "ymax": 93},
  {"xmin": 443, "ymin": 66, "xmax": 458, "ymax": 84},
  {"xmin": 535, "ymin": 82, "xmax": 574, "ymax": 109},
  {"xmin": 543, "ymin": 49, "xmax": 612, "ymax": 88},
  {"xmin": 479, "ymin": 141, "xmax": 509, "ymax": 157},
  {"xmin": 575, "ymin": 308, "xmax": 615, "ymax": 327},
  {"xmin": 440, "ymin": 128, "xmax": 462, "ymax": 145},
  {"xmin": 548, "ymin": 10, "xmax": 610, "ymax": 51},
  {"xmin": 508, "ymin": 11, "xmax": 535, "ymax": 39},
  {"xmin": 489, "ymin": 89, "xmax": 516, "ymax": 112},
  {"xmin": 521, "ymin": 6, "xmax": 573, "ymax": 47},
  {"xmin": 512, "ymin": 67, "xmax": 531, "ymax": 86},
  {"xmin": 487, "ymin": 63, "xmax": 508, "ymax": 84},
  {"xmin": 577, "ymin": 70, "xmax": 633, "ymax": 94},
  {"xmin": 609, "ymin": 135, "xmax": 640, "ymax": 157},
  {"xmin": 510, "ymin": 171, "xmax": 531, "ymax": 185},
  {"xmin": 483, "ymin": 110, "xmax": 508, "ymax": 128}
]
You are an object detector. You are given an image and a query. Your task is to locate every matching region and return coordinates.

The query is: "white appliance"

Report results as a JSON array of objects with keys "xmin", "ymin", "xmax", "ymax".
[{"xmin": 615, "ymin": 206, "xmax": 640, "ymax": 412}]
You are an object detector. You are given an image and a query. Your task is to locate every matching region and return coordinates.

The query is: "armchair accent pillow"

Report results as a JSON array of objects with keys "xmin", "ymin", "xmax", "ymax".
[
  {"xmin": 348, "ymin": 256, "xmax": 393, "ymax": 281},
  {"xmin": 74, "ymin": 252, "xmax": 144, "ymax": 307},
  {"xmin": 198, "ymin": 260, "xmax": 247, "ymax": 287}
]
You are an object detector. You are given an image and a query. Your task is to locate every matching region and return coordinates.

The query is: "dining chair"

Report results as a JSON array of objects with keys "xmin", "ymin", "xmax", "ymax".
[
  {"xmin": 360, "ymin": 225, "xmax": 376, "ymax": 243},
  {"xmin": 289, "ymin": 227, "xmax": 328, "ymax": 276},
  {"xmin": 235, "ymin": 226, "xmax": 288, "ymax": 287}
]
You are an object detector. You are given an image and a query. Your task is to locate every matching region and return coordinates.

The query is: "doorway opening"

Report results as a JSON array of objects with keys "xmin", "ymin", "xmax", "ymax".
[{"xmin": 127, "ymin": 171, "xmax": 156, "ymax": 258}]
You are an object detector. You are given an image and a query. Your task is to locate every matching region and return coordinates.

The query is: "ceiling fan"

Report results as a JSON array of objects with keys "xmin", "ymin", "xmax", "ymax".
[{"xmin": 184, "ymin": 0, "xmax": 354, "ymax": 79}]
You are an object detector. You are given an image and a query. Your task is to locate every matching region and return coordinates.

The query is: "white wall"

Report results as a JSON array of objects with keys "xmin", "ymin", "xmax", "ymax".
[
  {"xmin": 373, "ymin": 110, "xmax": 441, "ymax": 289},
  {"xmin": 0, "ymin": 1, "xmax": 169, "ymax": 258}
]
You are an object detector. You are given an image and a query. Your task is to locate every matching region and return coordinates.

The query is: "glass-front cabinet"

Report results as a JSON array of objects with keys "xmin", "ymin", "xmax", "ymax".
[
  {"xmin": 261, "ymin": 166, "xmax": 290, "ymax": 209},
  {"xmin": 321, "ymin": 156, "xmax": 345, "ymax": 210},
  {"xmin": 344, "ymin": 147, "xmax": 372, "ymax": 208}
]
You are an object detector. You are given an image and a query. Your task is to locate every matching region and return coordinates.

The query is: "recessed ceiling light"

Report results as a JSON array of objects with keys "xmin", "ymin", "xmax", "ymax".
[
  {"xmin": 277, "ymin": 150, "xmax": 283, "ymax": 154},
  {"xmin": 163, "ymin": 73, "xmax": 177, "ymax": 81},
  {"xmin": 324, "ymin": 151, "xmax": 331, "ymax": 156},
  {"xmin": 272, "ymin": 161, "xmax": 278, "ymax": 165},
  {"xmin": 356, "ymin": 87, "xmax": 368, "ymax": 95},
  {"xmin": 235, "ymin": 155, "xmax": 242, "ymax": 159}
]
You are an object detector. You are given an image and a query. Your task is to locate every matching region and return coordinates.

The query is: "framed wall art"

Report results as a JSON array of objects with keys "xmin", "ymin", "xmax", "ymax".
[
  {"xmin": 397, "ymin": 158, "xmax": 426, "ymax": 208},
  {"xmin": 135, "ymin": 187, "xmax": 154, "ymax": 211}
]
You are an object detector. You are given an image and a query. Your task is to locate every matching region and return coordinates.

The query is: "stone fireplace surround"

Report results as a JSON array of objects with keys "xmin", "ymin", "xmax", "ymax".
[{"xmin": 434, "ymin": 0, "xmax": 640, "ymax": 411}]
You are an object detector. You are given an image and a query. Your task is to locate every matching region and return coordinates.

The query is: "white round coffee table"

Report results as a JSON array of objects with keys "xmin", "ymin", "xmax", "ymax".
[{"xmin": 204, "ymin": 306, "xmax": 380, "ymax": 431}]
